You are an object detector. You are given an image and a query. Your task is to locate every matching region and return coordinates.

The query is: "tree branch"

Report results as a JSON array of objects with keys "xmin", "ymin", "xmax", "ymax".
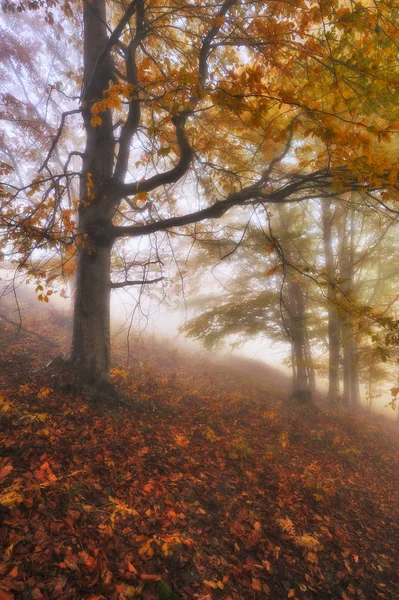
[
  {"xmin": 110, "ymin": 276, "xmax": 164, "ymax": 288},
  {"xmin": 112, "ymin": 170, "xmax": 332, "ymax": 239},
  {"xmin": 116, "ymin": 116, "xmax": 193, "ymax": 197},
  {"xmin": 39, "ymin": 109, "xmax": 82, "ymax": 174},
  {"xmin": 113, "ymin": 0, "xmax": 237, "ymax": 201},
  {"xmin": 113, "ymin": 0, "xmax": 144, "ymax": 183}
]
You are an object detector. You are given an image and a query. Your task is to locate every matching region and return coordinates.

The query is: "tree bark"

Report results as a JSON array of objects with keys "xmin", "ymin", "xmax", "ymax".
[
  {"xmin": 70, "ymin": 242, "xmax": 112, "ymax": 384},
  {"xmin": 337, "ymin": 208, "xmax": 359, "ymax": 409},
  {"xmin": 304, "ymin": 325, "xmax": 316, "ymax": 395},
  {"xmin": 288, "ymin": 280, "xmax": 312, "ymax": 403},
  {"xmin": 69, "ymin": 0, "xmax": 115, "ymax": 386}
]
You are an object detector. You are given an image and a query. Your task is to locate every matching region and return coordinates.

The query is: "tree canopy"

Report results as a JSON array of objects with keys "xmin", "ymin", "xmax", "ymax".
[{"xmin": 2, "ymin": 0, "xmax": 399, "ymax": 388}]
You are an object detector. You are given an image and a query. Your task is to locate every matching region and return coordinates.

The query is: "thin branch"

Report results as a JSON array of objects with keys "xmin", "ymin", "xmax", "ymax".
[
  {"xmin": 110, "ymin": 276, "xmax": 164, "ymax": 289},
  {"xmin": 39, "ymin": 109, "xmax": 82, "ymax": 174}
]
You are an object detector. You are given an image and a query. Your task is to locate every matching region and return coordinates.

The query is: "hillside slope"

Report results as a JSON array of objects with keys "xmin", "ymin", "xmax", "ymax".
[{"xmin": 0, "ymin": 307, "xmax": 399, "ymax": 600}]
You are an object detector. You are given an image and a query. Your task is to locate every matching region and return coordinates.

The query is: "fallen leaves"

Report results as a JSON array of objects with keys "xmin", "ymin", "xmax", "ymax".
[
  {"xmin": 1, "ymin": 314, "xmax": 399, "ymax": 599},
  {"xmin": 34, "ymin": 461, "xmax": 57, "ymax": 485},
  {"xmin": 0, "ymin": 461, "xmax": 13, "ymax": 481}
]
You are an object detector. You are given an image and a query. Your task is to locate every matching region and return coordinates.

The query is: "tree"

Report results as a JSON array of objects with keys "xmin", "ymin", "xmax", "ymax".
[
  {"xmin": 322, "ymin": 199, "xmax": 340, "ymax": 405},
  {"xmin": 180, "ymin": 203, "xmax": 320, "ymax": 403},
  {"xmin": 2, "ymin": 0, "xmax": 399, "ymax": 392}
]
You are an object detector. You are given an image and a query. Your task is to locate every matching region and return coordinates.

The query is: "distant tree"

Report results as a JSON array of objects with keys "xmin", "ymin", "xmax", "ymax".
[{"xmin": 180, "ymin": 203, "xmax": 318, "ymax": 403}]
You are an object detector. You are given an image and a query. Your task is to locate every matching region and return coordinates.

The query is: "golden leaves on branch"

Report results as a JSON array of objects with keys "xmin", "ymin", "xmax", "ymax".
[{"xmin": 90, "ymin": 83, "xmax": 135, "ymax": 127}]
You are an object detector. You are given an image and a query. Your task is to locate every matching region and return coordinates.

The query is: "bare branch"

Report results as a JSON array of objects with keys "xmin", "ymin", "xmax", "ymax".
[
  {"xmin": 112, "ymin": 170, "xmax": 332, "ymax": 239},
  {"xmin": 110, "ymin": 276, "xmax": 164, "ymax": 288},
  {"xmin": 39, "ymin": 109, "xmax": 82, "ymax": 174},
  {"xmin": 116, "ymin": 115, "xmax": 193, "ymax": 197},
  {"xmin": 113, "ymin": 0, "xmax": 144, "ymax": 183}
]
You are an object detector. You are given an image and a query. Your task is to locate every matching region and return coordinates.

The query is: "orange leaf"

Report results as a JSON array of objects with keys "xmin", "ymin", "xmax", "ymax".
[
  {"xmin": 251, "ymin": 578, "xmax": 262, "ymax": 591},
  {"xmin": 306, "ymin": 552, "xmax": 318, "ymax": 564},
  {"xmin": 34, "ymin": 462, "xmax": 57, "ymax": 485},
  {"xmin": 0, "ymin": 465, "xmax": 13, "ymax": 480},
  {"xmin": 8, "ymin": 567, "xmax": 18, "ymax": 579},
  {"xmin": 127, "ymin": 561, "xmax": 138, "ymax": 574},
  {"xmin": 254, "ymin": 521, "xmax": 262, "ymax": 532},
  {"xmin": 90, "ymin": 115, "xmax": 102, "ymax": 127},
  {"xmin": 140, "ymin": 574, "xmax": 162, "ymax": 581},
  {"xmin": 0, "ymin": 591, "xmax": 14, "ymax": 600}
]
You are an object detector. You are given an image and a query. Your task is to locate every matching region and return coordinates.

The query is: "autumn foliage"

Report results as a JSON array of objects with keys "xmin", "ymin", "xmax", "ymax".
[{"xmin": 1, "ymin": 308, "xmax": 399, "ymax": 599}]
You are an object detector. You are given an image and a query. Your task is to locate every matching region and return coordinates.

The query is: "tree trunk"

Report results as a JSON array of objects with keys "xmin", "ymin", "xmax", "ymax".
[
  {"xmin": 304, "ymin": 326, "xmax": 316, "ymax": 396},
  {"xmin": 338, "ymin": 207, "xmax": 360, "ymax": 409},
  {"xmin": 322, "ymin": 199, "xmax": 340, "ymax": 405},
  {"xmin": 289, "ymin": 280, "xmax": 312, "ymax": 403},
  {"xmin": 69, "ymin": 0, "xmax": 116, "ymax": 387},
  {"xmin": 70, "ymin": 242, "xmax": 112, "ymax": 384}
]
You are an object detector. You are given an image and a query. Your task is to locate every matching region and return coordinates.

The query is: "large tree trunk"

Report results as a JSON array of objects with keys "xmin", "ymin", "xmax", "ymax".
[
  {"xmin": 322, "ymin": 199, "xmax": 340, "ymax": 405},
  {"xmin": 69, "ymin": 0, "xmax": 116, "ymax": 386},
  {"xmin": 70, "ymin": 243, "xmax": 112, "ymax": 384}
]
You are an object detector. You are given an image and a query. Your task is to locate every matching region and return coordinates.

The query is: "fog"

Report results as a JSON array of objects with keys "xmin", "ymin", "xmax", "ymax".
[{"xmin": 110, "ymin": 288, "xmax": 399, "ymax": 422}]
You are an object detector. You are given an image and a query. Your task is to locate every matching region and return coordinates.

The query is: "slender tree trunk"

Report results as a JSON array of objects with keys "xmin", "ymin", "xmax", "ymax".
[
  {"xmin": 289, "ymin": 280, "xmax": 312, "ymax": 403},
  {"xmin": 348, "ymin": 210, "xmax": 360, "ymax": 408},
  {"xmin": 303, "ymin": 326, "xmax": 316, "ymax": 395},
  {"xmin": 290, "ymin": 341, "xmax": 297, "ymax": 394},
  {"xmin": 322, "ymin": 199, "xmax": 340, "ymax": 405},
  {"xmin": 337, "ymin": 209, "xmax": 350, "ymax": 407},
  {"xmin": 277, "ymin": 205, "xmax": 312, "ymax": 403},
  {"xmin": 337, "ymin": 208, "xmax": 360, "ymax": 409}
]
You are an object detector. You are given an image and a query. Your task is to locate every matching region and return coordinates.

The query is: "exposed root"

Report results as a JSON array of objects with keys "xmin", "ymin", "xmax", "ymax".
[{"xmin": 45, "ymin": 355, "xmax": 124, "ymax": 408}]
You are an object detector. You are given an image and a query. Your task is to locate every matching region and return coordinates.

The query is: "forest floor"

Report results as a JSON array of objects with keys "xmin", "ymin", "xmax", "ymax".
[{"xmin": 0, "ymin": 304, "xmax": 399, "ymax": 600}]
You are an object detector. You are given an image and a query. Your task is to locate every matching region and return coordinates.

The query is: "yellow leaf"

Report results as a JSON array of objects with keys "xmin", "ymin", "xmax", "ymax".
[
  {"xmin": 0, "ymin": 486, "xmax": 24, "ymax": 508},
  {"xmin": 123, "ymin": 585, "xmax": 136, "ymax": 598},
  {"xmin": 204, "ymin": 580, "xmax": 218, "ymax": 589}
]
